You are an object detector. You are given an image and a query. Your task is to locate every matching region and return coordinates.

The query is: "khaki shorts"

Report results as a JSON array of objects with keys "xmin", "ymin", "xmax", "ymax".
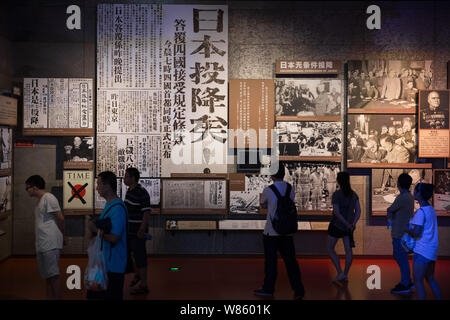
[{"xmin": 36, "ymin": 249, "xmax": 60, "ymax": 279}]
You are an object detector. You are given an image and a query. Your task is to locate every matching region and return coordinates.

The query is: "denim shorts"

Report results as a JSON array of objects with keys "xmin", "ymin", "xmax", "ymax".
[{"xmin": 413, "ymin": 252, "xmax": 432, "ymax": 264}]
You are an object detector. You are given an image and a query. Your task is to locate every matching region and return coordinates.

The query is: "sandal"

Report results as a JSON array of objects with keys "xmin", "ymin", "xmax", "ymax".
[{"xmin": 130, "ymin": 286, "xmax": 149, "ymax": 295}]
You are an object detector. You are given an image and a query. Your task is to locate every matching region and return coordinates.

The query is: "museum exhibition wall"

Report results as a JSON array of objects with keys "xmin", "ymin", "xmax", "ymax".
[{"xmin": 0, "ymin": 1, "xmax": 450, "ymax": 258}]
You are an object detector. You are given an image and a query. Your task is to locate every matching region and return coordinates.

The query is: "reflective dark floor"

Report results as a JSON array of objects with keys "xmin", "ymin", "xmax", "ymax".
[{"xmin": 0, "ymin": 256, "xmax": 449, "ymax": 300}]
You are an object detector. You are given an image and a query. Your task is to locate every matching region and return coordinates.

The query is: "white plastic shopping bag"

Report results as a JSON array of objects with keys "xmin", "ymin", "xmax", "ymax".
[{"xmin": 84, "ymin": 235, "xmax": 108, "ymax": 291}]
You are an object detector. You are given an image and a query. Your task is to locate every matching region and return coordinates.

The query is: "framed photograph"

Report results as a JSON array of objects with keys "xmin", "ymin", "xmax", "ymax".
[
  {"xmin": 371, "ymin": 168, "xmax": 432, "ymax": 215},
  {"xmin": 0, "ymin": 176, "xmax": 12, "ymax": 214},
  {"xmin": 282, "ymin": 162, "xmax": 341, "ymax": 215},
  {"xmin": 347, "ymin": 60, "xmax": 432, "ymax": 113},
  {"xmin": 276, "ymin": 121, "xmax": 342, "ymax": 161},
  {"xmin": 347, "ymin": 114, "xmax": 431, "ymax": 168},
  {"xmin": 433, "ymin": 170, "xmax": 450, "ymax": 216},
  {"xmin": 63, "ymin": 136, "xmax": 94, "ymax": 169},
  {"xmin": 230, "ymin": 174, "xmax": 272, "ymax": 214},
  {"xmin": 418, "ymin": 90, "xmax": 450, "ymax": 158},
  {"xmin": 0, "ymin": 127, "xmax": 12, "ymax": 170},
  {"xmin": 275, "ymin": 79, "xmax": 342, "ymax": 119}
]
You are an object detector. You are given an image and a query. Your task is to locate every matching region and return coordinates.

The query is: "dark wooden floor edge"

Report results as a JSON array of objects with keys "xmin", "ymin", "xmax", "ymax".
[{"xmin": 6, "ymin": 254, "xmax": 450, "ymax": 260}]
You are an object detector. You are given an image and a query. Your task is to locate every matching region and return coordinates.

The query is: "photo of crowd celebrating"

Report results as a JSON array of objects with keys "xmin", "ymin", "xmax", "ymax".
[
  {"xmin": 347, "ymin": 114, "xmax": 416, "ymax": 164},
  {"xmin": 275, "ymin": 79, "xmax": 342, "ymax": 117},
  {"xmin": 348, "ymin": 60, "xmax": 433, "ymax": 110},
  {"xmin": 277, "ymin": 121, "xmax": 342, "ymax": 157}
]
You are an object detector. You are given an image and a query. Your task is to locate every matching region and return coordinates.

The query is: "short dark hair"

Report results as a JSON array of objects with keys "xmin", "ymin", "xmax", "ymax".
[
  {"xmin": 415, "ymin": 183, "xmax": 433, "ymax": 201},
  {"xmin": 25, "ymin": 175, "xmax": 45, "ymax": 190},
  {"xmin": 337, "ymin": 171, "xmax": 353, "ymax": 197},
  {"xmin": 272, "ymin": 164, "xmax": 285, "ymax": 180},
  {"xmin": 98, "ymin": 171, "xmax": 117, "ymax": 193},
  {"xmin": 125, "ymin": 167, "xmax": 140, "ymax": 181},
  {"xmin": 398, "ymin": 173, "xmax": 413, "ymax": 190}
]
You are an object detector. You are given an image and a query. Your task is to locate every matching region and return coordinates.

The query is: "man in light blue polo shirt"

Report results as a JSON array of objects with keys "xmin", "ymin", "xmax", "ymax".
[{"xmin": 88, "ymin": 171, "xmax": 127, "ymax": 300}]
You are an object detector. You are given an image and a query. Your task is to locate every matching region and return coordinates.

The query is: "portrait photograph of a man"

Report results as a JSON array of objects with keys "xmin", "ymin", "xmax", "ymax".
[{"xmin": 419, "ymin": 90, "xmax": 449, "ymax": 130}]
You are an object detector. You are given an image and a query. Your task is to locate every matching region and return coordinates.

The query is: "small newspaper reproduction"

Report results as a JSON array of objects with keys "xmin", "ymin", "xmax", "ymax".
[
  {"xmin": 23, "ymin": 78, "xmax": 93, "ymax": 129},
  {"xmin": 162, "ymin": 179, "xmax": 226, "ymax": 210}
]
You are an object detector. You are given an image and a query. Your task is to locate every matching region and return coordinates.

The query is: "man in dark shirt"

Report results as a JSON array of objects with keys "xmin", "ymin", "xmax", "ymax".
[{"xmin": 124, "ymin": 167, "xmax": 151, "ymax": 294}]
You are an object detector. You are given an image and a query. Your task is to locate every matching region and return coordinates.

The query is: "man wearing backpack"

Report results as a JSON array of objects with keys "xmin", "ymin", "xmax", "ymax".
[{"xmin": 254, "ymin": 165, "xmax": 305, "ymax": 300}]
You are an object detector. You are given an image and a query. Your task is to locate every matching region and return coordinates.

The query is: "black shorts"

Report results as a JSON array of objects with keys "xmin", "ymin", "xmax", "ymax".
[
  {"xmin": 129, "ymin": 237, "xmax": 148, "ymax": 268},
  {"xmin": 327, "ymin": 223, "xmax": 351, "ymax": 239}
]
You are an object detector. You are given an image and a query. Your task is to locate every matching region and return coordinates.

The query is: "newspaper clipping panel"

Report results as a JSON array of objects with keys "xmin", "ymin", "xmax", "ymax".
[
  {"xmin": 162, "ymin": 179, "xmax": 226, "ymax": 210},
  {"xmin": 23, "ymin": 78, "xmax": 93, "ymax": 130},
  {"xmin": 418, "ymin": 90, "xmax": 450, "ymax": 158},
  {"xmin": 97, "ymin": 5, "xmax": 228, "ymax": 177}
]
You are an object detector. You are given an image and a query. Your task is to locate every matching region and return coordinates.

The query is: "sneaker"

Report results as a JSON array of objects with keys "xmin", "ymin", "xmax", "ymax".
[
  {"xmin": 253, "ymin": 288, "xmax": 274, "ymax": 297},
  {"xmin": 390, "ymin": 283, "xmax": 411, "ymax": 294},
  {"xmin": 408, "ymin": 283, "xmax": 415, "ymax": 290}
]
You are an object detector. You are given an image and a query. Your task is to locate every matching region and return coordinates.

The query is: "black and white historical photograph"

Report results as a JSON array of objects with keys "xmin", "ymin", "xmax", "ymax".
[
  {"xmin": 277, "ymin": 121, "xmax": 342, "ymax": 157},
  {"xmin": 348, "ymin": 60, "xmax": 432, "ymax": 111},
  {"xmin": 1, "ymin": 127, "xmax": 12, "ymax": 169},
  {"xmin": 347, "ymin": 114, "xmax": 416, "ymax": 164},
  {"xmin": 372, "ymin": 168, "xmax": 432, "ymax": 213},
  {"xmin": 275, "ymin": 79, "xmax": 342, "ymax": 116},
  {"xmin": 230, "ymin": 175, "xmax": 272, "ymax": 214},
  {"xmin": 419, "ymin": 90, "xmax": 449, "ymax": 130},
  {"xmin": 434, "ymin": 170, "xmax": 450, "ymax": 211},
  {"xmin": 63, "ymin": 136, "xmax": 94, "ymax": 162},
  {"xmin": 0, "ymin": 176, "xmax": 12, "ymax": 213},
  {"xmin": 282, "ymin": 162, "xmax": 340, "ymax": 211}
]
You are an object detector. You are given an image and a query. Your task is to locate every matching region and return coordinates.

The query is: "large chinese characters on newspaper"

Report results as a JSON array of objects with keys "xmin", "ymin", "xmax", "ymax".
[
  {"xmin": 161, "ymin": 6, "xmax": 228, "ymax": 176},
  {"xmin": 96, "ymin": 5, "xmax": 228, "ymax": 177}
]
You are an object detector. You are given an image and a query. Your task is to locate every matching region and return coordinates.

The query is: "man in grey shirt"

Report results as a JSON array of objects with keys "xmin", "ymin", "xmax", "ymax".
[{"xmin": 387, "ymin": 173, "xmax": 414, "ymax": 294}]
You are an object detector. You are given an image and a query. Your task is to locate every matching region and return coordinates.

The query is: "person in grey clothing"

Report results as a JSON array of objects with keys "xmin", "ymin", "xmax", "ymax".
[{"xmin": 387, "ymin": 173, "xmax": 415, "ymax": 294}]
